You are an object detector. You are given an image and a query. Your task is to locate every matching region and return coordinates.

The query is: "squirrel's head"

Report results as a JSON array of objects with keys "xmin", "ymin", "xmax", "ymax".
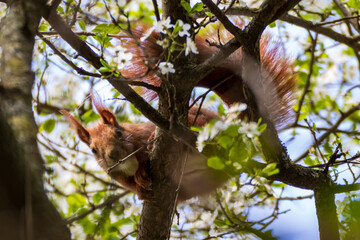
[{"xmin": 60, "ymin": 92, "xmax": 137, "ymax": 175}]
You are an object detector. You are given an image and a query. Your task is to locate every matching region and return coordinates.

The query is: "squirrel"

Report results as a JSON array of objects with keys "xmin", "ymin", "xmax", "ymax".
[
  {"xmin": 61, "ymin": 21, "xmax": 296, "ymax": 201},
  {"xmin": 61, "ymin": 96, "xmax": 228, "ymax": 201}
]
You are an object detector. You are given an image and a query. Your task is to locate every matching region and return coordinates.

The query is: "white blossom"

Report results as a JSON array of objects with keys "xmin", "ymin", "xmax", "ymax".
[
  {"xmin": 197, "ymin": 120, "xmax": 229, "ymax": 151},
  {"xmin": 140, "ymin": 17, "xmax": 174, "ymax": 42},
  {"xmin": 154, "ymin": 17, "xmax": 174, "ymax": 34},
  {"xmin": 200, "ymin": 209, "xmax": 218, "ymax": 227},
  {"xmin": 114, "ymin": 45, "xmax": 126, "ymax": 52},
  {"xmin": 185, "ymin": 37, "xmax": 198, "ymax": 56},
  {"xmin": 116, "ymin": 50, "xmax": 133, "ymax": 70},
  {"xmin": 197, "ymin": 126, "xmax": 210, "ymax": 152},
  {"xmin": 225, "ymin": 103, "xmax": 247, "ymax": 122},
  {"xmin": 156, "ymin": 38, "xmax": 170, "ymax": 49},
  {"xmin": 158, "ymin": 61, "xmax": 175, "ymax": 75},
  {"xmin": 177, "ymin": 20, "xmax": 191, "ymax": 37},
  {"xmin": 226, "ymin": 103, "xmax": 247, "ymax": 115},
  {"xmin": 210, "ymin": 120, "xmax": 229, "ymax": 138},
  {"xmin": 238, "ymin": 122, "xmax": 259, "ymax": 138}
]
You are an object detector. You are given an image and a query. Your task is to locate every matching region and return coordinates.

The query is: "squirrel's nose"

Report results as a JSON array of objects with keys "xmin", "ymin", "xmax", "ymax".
[{"xmin": 108, "ymin": 149, "xmax": 121, "ymax": 162}]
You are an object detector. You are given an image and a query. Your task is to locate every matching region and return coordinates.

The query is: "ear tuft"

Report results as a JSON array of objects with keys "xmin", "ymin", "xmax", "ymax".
[
  {"xmin": 90, "ymin": 90, "xmax": 107, "ymax": 113},
  {"xmin": 90, "ymin": 90, "xmax": 120, "ymax": 128}
]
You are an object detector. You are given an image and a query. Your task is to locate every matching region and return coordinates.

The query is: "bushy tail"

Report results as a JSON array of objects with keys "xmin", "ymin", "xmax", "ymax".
[{"xmin": 119, "ymin": 21, "xmax": 296, "ymax": 127}]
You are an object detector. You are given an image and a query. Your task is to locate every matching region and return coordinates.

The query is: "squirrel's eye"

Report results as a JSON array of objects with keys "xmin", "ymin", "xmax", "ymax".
[
  {"xmin": 91, "ymin": 148, "xmax": 97, "ymax": 154},
  {"xmin": 115, "ymin": 128, "xmax": 122, "ymax": 137}
]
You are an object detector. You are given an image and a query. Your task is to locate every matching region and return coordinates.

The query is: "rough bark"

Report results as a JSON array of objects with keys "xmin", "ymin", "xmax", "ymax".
[
  {"xmin": 0, "ymin": 1, "xmax": 70, "ymax": 239},
  {"xmin": 314, "ymin": 187, "xmax": 340, "ymax": 240},
  {"xmin": 137, "ymin": 2, "xmax": 192, "ymax": 237},
  {"xmin": 137, "ymin": 132, "xmax": 187, "ymax": 239}
]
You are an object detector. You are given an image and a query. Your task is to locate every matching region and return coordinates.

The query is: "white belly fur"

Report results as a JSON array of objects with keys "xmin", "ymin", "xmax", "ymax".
[{"xmin": 113, "ymin": 156, "xmax": 139, "ymax": 176}]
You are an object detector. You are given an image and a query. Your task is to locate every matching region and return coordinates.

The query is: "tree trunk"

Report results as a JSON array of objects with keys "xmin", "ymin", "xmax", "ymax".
[
  {"xmin": 0, "ymin": 1, "xmax": 71, "ymax": 239},
  {"xmin": 137, "ymin": 131, "xmax": 186, "ymax": 239}
]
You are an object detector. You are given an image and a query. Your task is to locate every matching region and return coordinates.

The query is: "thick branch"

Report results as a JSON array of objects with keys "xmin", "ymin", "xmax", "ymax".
[
  {"xmin": 226, "ymin": 7, "xmax": 360, "ymax": 51},
  {"xmin": 331, "ymin": 183, "xmax": 360, "ymax": 194},
  {"xmin": 201, "ymin": 0, "xmax": 245, "ymax": 41},
  {"xmin": 314, "ymin": 188, "xmax": 340, "ymax": 240}
]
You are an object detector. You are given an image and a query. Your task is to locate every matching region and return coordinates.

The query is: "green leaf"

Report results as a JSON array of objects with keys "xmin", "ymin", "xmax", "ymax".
[
  {"xmin": 205, "ymin": 12, "xmax": 215, "ymax": 18},
  {"xmin": 269, "ymin": 22, "xmax": 276, "ymax": 28},
  {"xmin": 92, "ymin": 23, "xmax": 120, "ymax": 34},
  {"xmin": 79, "ymin": 35, "xmax": 87, "ymax": 41},
  {"xmin": 223, "ymin": 125, "xmax": 241, "ymax": 137},
  {"xmin": 100, "ymin": 58, "xmax": 112, "ymax": 69},
  {"xmin": 83, "ymin": 221, "xmax": 96, "ymax": 234},
  {"xmin": 301, "ymin": 13, "xmax": 321, "ymax": 21},
  {"xmin": 113, "ymin": 91, "xmax": 121, "ymax": 98},
  {"xmin": 347, "ymin": 0, "xmax": 360, "ymax": 8},
  {"xmin": 190, "ymin": 2, "xmax": 204, "ymax": 13},
  {"xmin": 92, "ymin": 192, "xmax": 105, "ymax": 205},
  {"xmin": 114, "ymin": 217, "xmax": 133, "ymax": 226},
  {"xmin": 218, "ymin": 135, "xmax": 232, "ymax": 149},
  {"xmin": 217, "ymin": 104, "xmax": 225, "ymax": 116},
  {"xmin": 45, "ymin": 154, "xmax": 58, "ymax": 164},
  {"xmin": 78, "ymin": 20, "xmax": 86, "ymax": 30},
  {"xmin": 38, "ymin": 24, "xmax": 49, "ymax": 31},
  {"xmin": 262, "ymin": 163, "xmax": 279, "ymax": 176},
  {"xmin": 208, "ymin": 156, "xmax": 225, "ymax": 170},
  {"xmin": 40, "ymin": 118, "xmax": 56, "ymax": 133},
  {"xmin": 99, "ymin": 66, "xmax": 110, "ymax": 73},
  {"xmin": 67, "ymin": 193, "xmax": 87, "ymax": 206},
  {"xmin": 271, "ymin": 182, "xmax": 287, "ymax": 188},
  {"xmin": 66, "ymin": 193, "xmax": 87, "ymax": 214},
  {"xmin": 130, "ymin": 104, "xmax": 142, "ymax": 116},
  {"xmin": 57, "ymin": 6, "xmax": 64, "ymax": 14},
  {"xmin": 82, "ymin": 109, "xmax": 100, "ymax": 124},
  {"xmin": 229, "ymin": 139, "xmax": 251, "ymax": 163},
  {"xmin": 180, "ymin": 0, "xmax": 192, "ymax": 14},
  {"xmin": 93, "ymin": 33, "xmax": 112, "ymax": 47},
  {"xmin": 304, "ymin": 156, "xmax": 316, "ymax": 166},
  {"xmin": 258, "ymin": 123, "xmax": 267, "ymax": 133}
]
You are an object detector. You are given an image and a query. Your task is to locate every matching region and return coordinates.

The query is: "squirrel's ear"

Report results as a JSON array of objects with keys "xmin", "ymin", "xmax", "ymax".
[
  {"xmin": 60, "ymin": 109, "xmax": 91, "ymax": 145},
  {"xmin": 99, "ymin": 109, "xmax": 120, "ymax": 128},
  {"xmin": 90, "ymin": 90, "xmax": 121, "ymax": 128}
]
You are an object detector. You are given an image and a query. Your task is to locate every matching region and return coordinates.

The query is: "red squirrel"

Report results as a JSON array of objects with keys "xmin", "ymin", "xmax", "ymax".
[
  {"xmin": 61, "ymin": 97, "xmax": 227, "ymax": 201},
  {"xmin": 61, "ymin": 21, "xmax": 296, "ymax": 201}
]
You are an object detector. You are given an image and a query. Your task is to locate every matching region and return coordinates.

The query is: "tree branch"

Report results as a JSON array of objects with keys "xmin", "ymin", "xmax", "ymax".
[
  {"xmin": 294, "ymin": 103, "xmax": 360, "ymax": 163},
  {"xmin": 331, "ymin": 183, "xmax": 360, "ymax": 194},
  {"xmin": 333, "ymin": 0, "xmax": 360, "ymax": 33},
  {"xmin": 226, "ymin": 7, "xmax": 360, "ymax": 51}
]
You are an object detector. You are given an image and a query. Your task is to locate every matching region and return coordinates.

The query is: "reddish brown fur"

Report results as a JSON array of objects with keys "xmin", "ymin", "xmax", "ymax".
[
  {"xmin": 120, "ymin": 21, "xmax": 296, "ymax": 126},
  {"xmin": 62, "ymin": 95, "xmax": 223, "ymax": 200}
]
